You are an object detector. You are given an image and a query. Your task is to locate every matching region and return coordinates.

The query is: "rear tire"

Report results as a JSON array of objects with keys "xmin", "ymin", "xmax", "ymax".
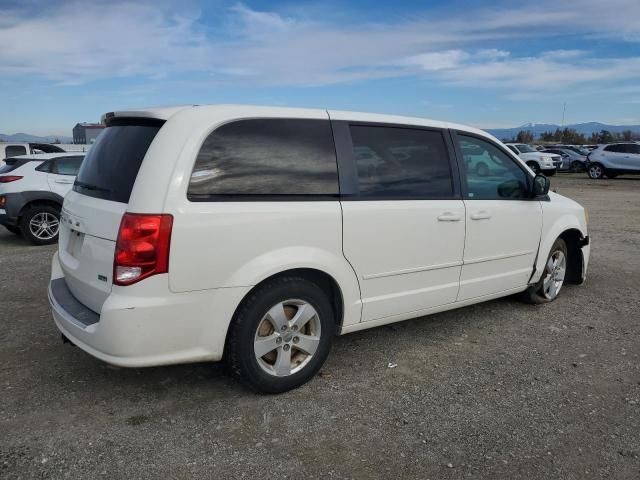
[
  {"xmin": 19, "ymin": 205, "xmax": 61, "ymax": 245},
  {"xmin": 3, "ymin": 225, "xmax": 21, "ymax": 235},
  {"xmin": 570, "ymin": 161, "xmax": 583, "ymax": 172},
  {"xmin": 226, "ymin": 276, "xmax": 335, "ymax": 393},
  {"xmin": 520, "ymin": 238, "xmax": 568, "ymax": 304}
]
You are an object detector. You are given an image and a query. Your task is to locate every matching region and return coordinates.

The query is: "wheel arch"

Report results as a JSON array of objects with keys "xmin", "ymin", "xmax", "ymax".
[
  {"xmin": 232, "ymin": 267, "xmax": 346, "ymax": 331},
  {"xmin": 532, "ymin": 225, "xmax": 587, "ymax": 285},
  {"xmin": 559, "ymin": 229, "xmax": 586, "ymax": 284},
  {"xmin": 16, "ymin": 191, "xmax": 63, "ymax": 219}
]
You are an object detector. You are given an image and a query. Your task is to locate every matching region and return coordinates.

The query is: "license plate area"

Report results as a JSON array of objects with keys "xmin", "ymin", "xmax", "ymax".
[{"xmin": 66, "ymin": 228, "xmax": 85, "ymax": 258}]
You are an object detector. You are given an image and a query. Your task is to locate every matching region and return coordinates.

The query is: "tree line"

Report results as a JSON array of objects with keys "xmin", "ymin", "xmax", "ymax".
[{"xmin": 504, "ymin": 128, "xmax": 640, "ymax": 145}]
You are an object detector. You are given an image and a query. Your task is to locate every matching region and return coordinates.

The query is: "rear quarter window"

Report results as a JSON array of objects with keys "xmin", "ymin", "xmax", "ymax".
[{"xmin": 188, "ymin": 118, "xmax": 339, "ymax": 199}]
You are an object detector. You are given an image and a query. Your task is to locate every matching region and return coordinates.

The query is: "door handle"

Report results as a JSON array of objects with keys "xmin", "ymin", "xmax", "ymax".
[
  {"xmin": 470, "ymin": 211, "xmax": 491, "ymax": 220},
  {"xmin": 55, "ymin": 179, "xmax": 73, "ymax": 184},
  {"xmin": 437, "ymin": 212, "xmax": 462, "ymax": 222}
]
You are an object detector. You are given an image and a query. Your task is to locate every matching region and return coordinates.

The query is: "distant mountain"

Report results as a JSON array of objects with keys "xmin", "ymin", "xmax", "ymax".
[
  {"xmin": 486, "ymin": 122, "xmax": 640, "ymax": 140},
  {"xmin": 0, "ymin": 132, "xmax": 73, "ymax": 143}
]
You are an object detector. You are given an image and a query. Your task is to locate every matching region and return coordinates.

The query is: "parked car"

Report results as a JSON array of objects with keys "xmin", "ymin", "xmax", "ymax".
[
  {"xmin": 505, "ymin": 143, "xmax": 561, "ymax": 175},
  {"xmin": 0, "ymin": 153, "xmax": 84, "ymax": 244},
  {"xmin": 585, "ymin": 143, "xmax": 640, "ymax": 179},
  {"xmin": 0, "ymin": 143, "xmax": 65, "ymax": 164},
  {"xmin": 48, "ymin": 105, "xmax": 590, "ymax": 393},
  {"xmin": 542, "ymin": 148, "xmax": 587, "ymax": 172},
  {"xmin": 547, "ymin": 144, "xmax": 591, "ymax": 156}
]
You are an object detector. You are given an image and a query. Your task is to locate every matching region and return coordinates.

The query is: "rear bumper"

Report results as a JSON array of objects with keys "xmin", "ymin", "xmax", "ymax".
[
  {"xmin": 49, "ymin": 252, "xmax": 250, "ymax": 367},
  {"xmin": 0, "ymin": 210, "xmax": 17, "ymax": 226}
]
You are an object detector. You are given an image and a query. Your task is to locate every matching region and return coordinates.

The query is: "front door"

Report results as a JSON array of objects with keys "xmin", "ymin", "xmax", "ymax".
[
  {"xmin": 337, "ymin": 122, "xmax": 465, "ymax": 322},
  {"xmin": 453, "ymin": 133, "xmax": 543, "ymax": 301}
]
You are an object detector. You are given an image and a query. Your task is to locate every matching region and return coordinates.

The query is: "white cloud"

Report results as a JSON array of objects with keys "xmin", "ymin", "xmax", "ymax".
[{"xmin": 0, "ymin": 0, "xmax": 639, "ymax": 92}]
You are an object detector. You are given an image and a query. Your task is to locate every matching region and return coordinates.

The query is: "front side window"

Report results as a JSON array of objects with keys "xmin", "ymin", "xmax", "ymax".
[
  {"xmin": 458, "ymin": 135, "xmax": 530, "ymax": 200},
  {"xmin": 4, "ymin": 145, "xmax": 27, "ymax": 158},
  {"xmin": 189, "ymin": 119, "xmax": 339, "ymax": 198},
  {"xmin": 348, "ymin": 125, "xmax": 454, "ymax": 198},
  {"xmin": 52, "ymin": 156, "xmax": 84, "ymax": 175}
]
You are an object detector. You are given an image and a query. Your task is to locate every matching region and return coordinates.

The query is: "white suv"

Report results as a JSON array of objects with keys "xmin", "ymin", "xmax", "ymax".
[
  {"xmin": 0, "ymin": 153, "xmax": 84, "ymax": 244},
  {"xmin": 48, "ymin": 105, "xmax": 590, "ymax": 393},
  {"xmin": 505, "ymin": 143, "xmax": 561, "ymax": 176},
  {"xmin": 585, "ymin": 143, "xmax": 640, "ymax": 179}
]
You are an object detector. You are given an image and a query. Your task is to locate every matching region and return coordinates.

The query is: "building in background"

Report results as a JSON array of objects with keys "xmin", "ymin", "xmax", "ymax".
[{"xmin": 72, "ymin": 123, "xmax": 105, "ymax": 144}]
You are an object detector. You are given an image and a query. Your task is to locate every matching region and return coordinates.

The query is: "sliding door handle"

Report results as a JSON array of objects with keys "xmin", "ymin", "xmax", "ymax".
[
  {"xmin": 470, "ymin": 211, "xmax": 491, "ymax": 220},
  {"xmin": 438, "ymin": 212, "xmax": 462, "ymax": 222}
]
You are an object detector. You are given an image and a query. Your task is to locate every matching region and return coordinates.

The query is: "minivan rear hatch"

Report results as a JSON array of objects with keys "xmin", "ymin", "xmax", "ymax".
[{"xmin": 58, "ymin": 118, "xmax": 164, "ymax": 313}]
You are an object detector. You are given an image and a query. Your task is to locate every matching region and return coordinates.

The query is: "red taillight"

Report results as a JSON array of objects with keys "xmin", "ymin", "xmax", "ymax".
[
  {"xmin": 0, "ymin": 176, "xmax": 23, "ymax": 183},
  {"xmin": 113, "ymin": 213, "xmax": 173, "ymax": 286}
]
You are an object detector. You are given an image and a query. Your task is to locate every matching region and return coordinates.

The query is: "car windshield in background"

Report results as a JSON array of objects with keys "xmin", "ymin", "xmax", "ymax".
[
  {"xmin": 515, "ymin": 144, "xmax": 538, "ymax": 153},
  {"xmin": 73, "ymin": 121, "xmax": 163, "ymax": 203}
]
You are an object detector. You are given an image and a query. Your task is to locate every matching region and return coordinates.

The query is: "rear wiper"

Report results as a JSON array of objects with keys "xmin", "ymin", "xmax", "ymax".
[{"xmin": 74, "ymin": 181, "xmax": 111, "ymax": 193}]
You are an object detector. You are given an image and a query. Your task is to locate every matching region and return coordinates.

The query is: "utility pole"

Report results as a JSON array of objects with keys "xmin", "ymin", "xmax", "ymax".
[{"xmin": 561, "ymin": 102, "xmax": 566, "ymax": 128}]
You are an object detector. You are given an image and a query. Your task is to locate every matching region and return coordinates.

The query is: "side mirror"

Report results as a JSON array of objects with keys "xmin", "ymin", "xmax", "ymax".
[{"xmin": 532, "ymin": 174, "xmax": 550, "ymax": 197}]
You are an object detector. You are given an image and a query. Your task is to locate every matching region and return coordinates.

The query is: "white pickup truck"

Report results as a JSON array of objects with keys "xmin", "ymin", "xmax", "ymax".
[
  {"xmin": 505, "ymin": 143, "xmax": 562, "ymax": 176},
  {"xmin": 0, "ymin": 143, "xmax": 66, "ymax": 165}
]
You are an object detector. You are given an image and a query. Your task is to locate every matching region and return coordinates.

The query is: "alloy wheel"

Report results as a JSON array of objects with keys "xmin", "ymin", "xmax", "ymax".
[
  {"xmin": 29, "ymin": 212, "xmax": 59, "ymax": 240},
  {"xmin": 254, "ymin": 299, "xmax": 321, "ymax": 377},
  {"xmin": 542, "ymin": 250, "xmax": 566, "ymax": 300},
  {"xmin": 588, "ymin": 165, "xmax": 603, "ymax": 179}
]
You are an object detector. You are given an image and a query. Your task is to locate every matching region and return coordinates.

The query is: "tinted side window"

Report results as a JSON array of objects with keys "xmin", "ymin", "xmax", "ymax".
[
  {"xmin": 52, "ymin": 156, "xmax": 84, "ymax": 175},
  {"xmin": 189, "ymin": 119, "xmax": 338, "ymax": 198},
  {"xmin": 604, "ymin": 144, "xmax": 623, "ymax": 153},
  {"xmin": 0, "ymin": 158, "xmax": 30, "ymax": 174},
  {"xmin": 628, "ymin": 144, "xmax": 640, "ymax": 154},
  {"xmin": 5, "ymin": 145, "xmax": 27, "ymax": 158},
  {"xmin": 348, "ymin": 125, "xmax": 453, "ymax": 198},
  {"xmin": 458, "ymin": 135, "xmax": 529, "ymax": 200},
  {"xmin": 507, "ymin": 145, "xmax": 519, "ymax": 154}
]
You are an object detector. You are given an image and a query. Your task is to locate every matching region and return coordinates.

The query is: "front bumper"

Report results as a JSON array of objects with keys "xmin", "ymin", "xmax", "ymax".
[{"xmin": 49, "ymin": 252, "xmax": 250, "ymax": 367}]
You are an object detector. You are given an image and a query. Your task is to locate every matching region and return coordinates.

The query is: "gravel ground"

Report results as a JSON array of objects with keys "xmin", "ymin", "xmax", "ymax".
[{"xmin": 1, "ymin": 174, "xmax": 639, "ymax": 479}]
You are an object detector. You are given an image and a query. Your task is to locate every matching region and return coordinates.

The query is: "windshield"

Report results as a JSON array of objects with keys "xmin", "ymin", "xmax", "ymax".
[{"xmin": 515, "ymin": 144, "xmax": 537, "ymax": 153}]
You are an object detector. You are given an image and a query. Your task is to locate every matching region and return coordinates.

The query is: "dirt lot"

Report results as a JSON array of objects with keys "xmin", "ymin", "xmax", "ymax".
[{"xmin": 1, "ymin": 174, "xmax": 639, "ymax": 479}]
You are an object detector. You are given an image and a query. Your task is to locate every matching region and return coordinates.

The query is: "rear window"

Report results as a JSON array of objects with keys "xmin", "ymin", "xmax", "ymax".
[
  {"xmin": 73, "ymin": 120, "xmax": 162, "ymax": 203},
  {"xmin": 4, "ymin": 145, "xmax": 27, "ymax": 158},
  {"xmin": 0, "ymin": 157, "xmax": 32, "ymax": 174}
]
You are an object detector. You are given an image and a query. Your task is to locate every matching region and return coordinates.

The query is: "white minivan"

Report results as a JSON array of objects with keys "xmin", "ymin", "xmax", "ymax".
[{"xmin": 49, "ymin": 105, "xmax": 590, "ymax": 393}]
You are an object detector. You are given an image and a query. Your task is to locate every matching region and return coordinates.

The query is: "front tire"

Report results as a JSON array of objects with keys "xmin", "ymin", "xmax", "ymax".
[
  {"xmin": 520, "ymin": 238, "xmax": 568, "ymax": 304},
  {"xmin": 570, "ymin": 160, "xmax": 583, "ymax": 172},
  {"xmin": 226, "ymin": 276, "xmax": 335, "ymax": 393},
  {"xmin": 19, "ymin": 205, "xmax": 61, "ymax": 245},
  {"xmin": 587, "ymin": 163, "xmax": 605, "ymax": 179}
]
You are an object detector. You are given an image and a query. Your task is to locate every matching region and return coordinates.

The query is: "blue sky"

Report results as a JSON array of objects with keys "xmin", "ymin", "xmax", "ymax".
[{"xmin": 1, "ymin": 0, "xmax": 640, "ymax": 136}]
